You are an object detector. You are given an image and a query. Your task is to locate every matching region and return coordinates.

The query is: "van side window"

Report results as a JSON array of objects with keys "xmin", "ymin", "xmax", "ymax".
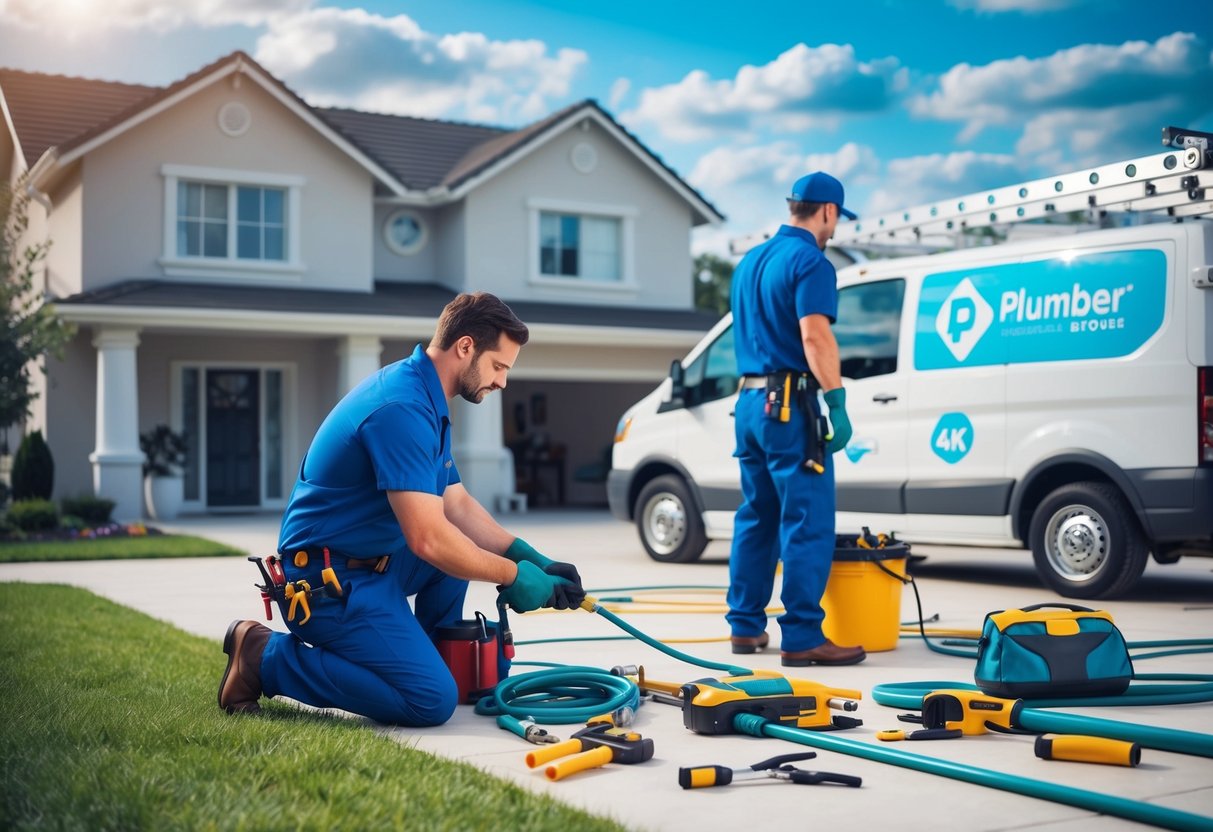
[
  {"xmin": 836, "ymin": 279, "xmax": 905, "ymax": 381},
  {"xmin": 682, "ymin": 324, "xmax": 738, "ymax": 407}
]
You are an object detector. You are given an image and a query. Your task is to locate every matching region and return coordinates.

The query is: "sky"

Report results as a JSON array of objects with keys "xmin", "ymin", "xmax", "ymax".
[{"xmin": 1, "ymin": 0, "xmax": 1210, "ymax": 255}]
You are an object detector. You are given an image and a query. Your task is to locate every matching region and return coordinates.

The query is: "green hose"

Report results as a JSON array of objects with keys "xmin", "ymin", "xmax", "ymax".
[
  {"xmin": 474, "ymin": 666, "xmax": 638, "ymax": 725},
  {"xmin": 733, "ymin": 713, "xmax": 1213, "ymax": 832},
  {"xmin": 584, "ymin": 597, "xmax": 753, "ymax": 676},
  {"xmin": 871, "ymin": 681, "xmax": 1213, "ymax": 758}
]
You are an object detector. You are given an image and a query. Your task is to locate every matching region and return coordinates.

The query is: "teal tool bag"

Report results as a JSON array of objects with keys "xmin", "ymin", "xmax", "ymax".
[{"xmin": 974, "ymin": 603, "xmax": 1133, "ymax": 699}]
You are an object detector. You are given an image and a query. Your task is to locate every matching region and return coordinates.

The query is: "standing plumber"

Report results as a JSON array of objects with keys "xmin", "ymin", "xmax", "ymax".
[
  {"xmin": 726, "ymin": 172, "xmax": 864, "ymax": 667},
  {"xmin": 219, "ymin": 291, "xmax": 585, "ymax": 724}
]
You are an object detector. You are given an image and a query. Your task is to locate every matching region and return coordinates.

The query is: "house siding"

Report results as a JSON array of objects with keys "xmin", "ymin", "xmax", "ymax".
[
  {"xmin": 80, "ymin": 78, "xmax": 375, "ymax": 293},
  {"xmin": 43, "ymin": 333, "xmax": 98, "ymax": 501},
  {"xmin": 372, "ymin": 204, "xmax": 440, "ymax": 283},
  {"xmin": 463, "ymin": 119, "xmax": 693, "ymax": 309}
]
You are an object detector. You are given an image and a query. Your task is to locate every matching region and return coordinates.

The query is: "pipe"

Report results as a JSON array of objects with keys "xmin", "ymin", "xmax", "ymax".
[{"xmin": 733, "ymin": 713, "xmax": 1213, "ymax": 832}]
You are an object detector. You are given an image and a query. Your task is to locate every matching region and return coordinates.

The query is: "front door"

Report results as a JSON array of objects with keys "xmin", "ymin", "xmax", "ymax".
[{"xmin": 206, "ymin": 369, "xmax": 260, "ymax": 507}]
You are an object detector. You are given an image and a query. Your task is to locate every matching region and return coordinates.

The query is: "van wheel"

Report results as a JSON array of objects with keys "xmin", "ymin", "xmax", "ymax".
[
  {"xmin": 635, "ymin": 475, "xmax": 708, "ymax": 563},
  {"xmin": 1029, "ymin": 482, "xmax": 1149, "ymax": 599}
]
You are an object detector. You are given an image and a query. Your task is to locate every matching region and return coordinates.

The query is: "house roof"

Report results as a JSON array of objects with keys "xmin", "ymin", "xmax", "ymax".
[
  {"xmin": 0, "ymin": 69, "xmax": 157, "ymax": 165},
  {"xmin": 54, "ymin": 279, "xmax": 722, "ymax": 332},
  {"xmin": 0, "ymin": 52, "xmax": 722, "ymax": 222}
]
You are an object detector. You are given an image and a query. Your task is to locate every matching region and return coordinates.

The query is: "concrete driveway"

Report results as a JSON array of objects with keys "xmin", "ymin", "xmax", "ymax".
[{"xmin": 3, "ymin": 508, "xmax": 1211, "ymax": 831}]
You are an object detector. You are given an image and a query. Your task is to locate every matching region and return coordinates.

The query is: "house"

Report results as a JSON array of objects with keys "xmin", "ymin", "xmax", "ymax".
[{"xmin": 0, "ymin": 51, "xmax": 724, "ymax": 521}]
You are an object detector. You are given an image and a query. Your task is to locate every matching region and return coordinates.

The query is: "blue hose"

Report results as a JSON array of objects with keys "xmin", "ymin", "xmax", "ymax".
[
  {"xmin": 871, "ymin": 681, "xmax": 1213, "ymax": 758},
  {"xmin": 473, "ymin": 666, "xmax": 638, "ymax": 725},
  {"xmin": 735, "ymin": 713, "xmax": 1213, "ymax": 832}
]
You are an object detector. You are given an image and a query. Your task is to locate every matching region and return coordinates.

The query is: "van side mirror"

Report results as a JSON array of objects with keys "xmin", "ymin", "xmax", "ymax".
[{"xmin": 659, "ymin": 360, "xmax": 686, "ymax": 412}]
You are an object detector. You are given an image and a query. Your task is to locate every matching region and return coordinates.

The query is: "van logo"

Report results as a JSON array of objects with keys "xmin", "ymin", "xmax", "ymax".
[
  {"xmin": 844, "ymin": 439, "xmax": 876, "ymax": 463},
  {"xmin": 931, "ymin": 412, "xmax": 974, "ymax": 464},
  {"xmin": 935, "ymin": 277, "xmax": 993, "ymax": 362}
]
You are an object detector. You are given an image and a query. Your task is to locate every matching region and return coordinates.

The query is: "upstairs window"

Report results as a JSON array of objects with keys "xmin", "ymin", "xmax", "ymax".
[
  {"xmin": 539, "ymin": 212, "xmax": 621, "ymax": 281},
  {"xmin": 176, "ymin": 182, "xmax": 286, "ymax": 261},
  {"xmin": 161, "ymin": 165, "xmax": 303, "ymax": 278}
]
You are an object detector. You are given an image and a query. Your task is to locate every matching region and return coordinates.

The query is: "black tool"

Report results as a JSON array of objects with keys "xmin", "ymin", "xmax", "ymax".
[{"xmin": 679, "ymin": 751, "xmax": 861, "ymax": 789}]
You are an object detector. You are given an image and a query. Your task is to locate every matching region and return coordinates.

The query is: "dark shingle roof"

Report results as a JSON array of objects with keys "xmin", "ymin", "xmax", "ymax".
[
  {"xmin": 0, "ymin": 69, "xmax": 157, "ymax": 163},
  {"xmin": 55, "ymin": 279, "xmax": 722, "ymax": 332},
  {"xmin": 317, "ymin": 108, "xmax": 508, "ymax": 191}
]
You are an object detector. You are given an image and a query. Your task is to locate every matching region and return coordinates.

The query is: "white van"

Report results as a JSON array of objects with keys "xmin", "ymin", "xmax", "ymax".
[{"xmin": 607, "ymin": 219, "xmax": 1213, "ymax": 599}]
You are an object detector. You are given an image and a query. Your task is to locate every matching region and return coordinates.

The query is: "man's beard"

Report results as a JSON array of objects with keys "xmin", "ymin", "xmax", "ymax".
[{"xmin": 458, "ymin": 362, "xmax": 493, "ymax": 403}]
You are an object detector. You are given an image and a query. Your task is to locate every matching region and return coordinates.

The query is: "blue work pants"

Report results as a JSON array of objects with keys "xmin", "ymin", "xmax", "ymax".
[
  {"xmin": 260, "ymin": 551, "xmax": 472, "ymax": 726},
  {"xmin": 726, "ymin": 387, "xmax": 836, "ymax": 652}
]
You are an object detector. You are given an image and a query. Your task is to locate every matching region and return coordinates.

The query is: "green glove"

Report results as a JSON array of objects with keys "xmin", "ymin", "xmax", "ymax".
[
  {"xmin": 504, "ymin": 538, "xmax": 554, "ymax": 569},
  {"xmin": 498, "ymin": 560, "xmax": 567, "ymax": 613},
  {"xmin": 823, "ymin": 388, "xmax": 852, "ymax": 454}
]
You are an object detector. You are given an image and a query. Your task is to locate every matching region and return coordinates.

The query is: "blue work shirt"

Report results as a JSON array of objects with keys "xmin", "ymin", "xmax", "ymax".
[
  {"xmin": 278, "ymin": 344, "xmax": 460, "ymax": 557},
  {"xmin": 731, "ymin": 225, "xmax": 838, "ymax": 375}
]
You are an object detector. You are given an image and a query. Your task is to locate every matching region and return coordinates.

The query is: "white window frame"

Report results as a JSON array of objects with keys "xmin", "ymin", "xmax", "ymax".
[
  {"xmin": 526, "ymin": 197, "xmax": 637, "ymax": 292},
  {"xmin": 160, "ymin": 164, "xmax": 306, "ymax": 280},
  {"xmin": 171, "ymin": 360, "xmax": 298, "ymax": 513}
]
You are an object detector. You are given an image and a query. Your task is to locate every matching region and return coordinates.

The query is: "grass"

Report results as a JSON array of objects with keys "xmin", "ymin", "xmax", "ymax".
[
  {"xmin": 0, "ymin": 584, "xmax": 625, "ymax": 832},
  {"xmin": 0, "ymin": 534, "xmax": 245, "ymax": 563}
]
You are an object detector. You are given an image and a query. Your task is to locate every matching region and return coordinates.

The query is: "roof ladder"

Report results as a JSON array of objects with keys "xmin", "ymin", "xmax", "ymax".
[{"xmin": 730, "ymin": 126, "xmax": 1213, "ymax": 256}]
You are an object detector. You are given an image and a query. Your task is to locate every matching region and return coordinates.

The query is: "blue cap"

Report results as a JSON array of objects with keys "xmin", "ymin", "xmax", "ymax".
[{"xmin": 788, "ymin": 172, "xmax": 857, "ymax": 220}]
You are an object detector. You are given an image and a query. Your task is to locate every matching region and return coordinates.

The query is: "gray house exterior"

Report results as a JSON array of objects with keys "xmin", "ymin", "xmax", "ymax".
[{"xmin": 0, "ymin": 51, "xmax": 723, "ymax": 520}]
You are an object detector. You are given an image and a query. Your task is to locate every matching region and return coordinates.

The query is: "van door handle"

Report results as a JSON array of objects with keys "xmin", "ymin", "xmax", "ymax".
[{"xmin": 872, "ymin": 393, "xmax": 899, "ymax": 404}]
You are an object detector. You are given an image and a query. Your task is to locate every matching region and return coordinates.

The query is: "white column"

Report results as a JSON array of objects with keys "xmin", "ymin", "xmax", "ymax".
[
  {"xmin": 337, "ymin": 334, "xmax": 383, "ymax": 396},
  {"xmin": 88, "ymin": 327, "xmax": 144, "ymax": 522},
  {"xmin": 449, "ymin": 393, "xmax": 517, "ymax": 511}
]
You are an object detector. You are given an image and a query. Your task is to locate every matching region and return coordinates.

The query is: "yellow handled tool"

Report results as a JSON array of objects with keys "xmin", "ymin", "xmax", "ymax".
[
  {"xmin": 1036, "ymin": 734, "xmax": 1141, "ymax": 767},
  {"xmin": 544, "ymin": 746, "xmax": 614, "ymax": 781},
  {"xmin": 284, "ymin": 580, "xmax": 312, "ymax": 625},
  {"xmin": 779, "ymin": 374, "xmax": 792, "ymax": 422},
  {"xmin": 525, "ymin": 739, "xmax": 583, "ymax": 769}
]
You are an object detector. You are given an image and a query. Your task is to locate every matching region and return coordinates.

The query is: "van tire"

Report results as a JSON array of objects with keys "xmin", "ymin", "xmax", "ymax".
[
  {"xmin": 635, "ymin": 475, "xmax": 708, "ymax": 564},
  {"xmin": 1029, "ymin": 481, "xmax": 1149, "ymax": 599}
]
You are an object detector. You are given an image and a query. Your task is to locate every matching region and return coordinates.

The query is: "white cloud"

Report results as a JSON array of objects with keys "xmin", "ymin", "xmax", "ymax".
[
  {"xmin": 864, "ymin": 151, "xmax": 1022, "ymax": 215},
  {"xmin": 623, "ymin": 43, "xmax": 904, "ymax": 143},
  {"xmin": 0, "ymin": 0, "xmax": 307, "ymax": 33},
  {"xmin": 912, "ymin": 32, "xmax": 1213, "ymax": 150},
  {"xmin": 253, "ymin": 7, "xmax": 587, "ymax": 123},
  {"xmin": 607, "ymin": 77, "xmax": 630, "ymax": 111},
  {"xmin": 690, "ymin": 141, "xmax": 879, "ymax": 195},
  {"xmin": 948, "ymin": 0, "xmax": 1088, "ymax": 11}
]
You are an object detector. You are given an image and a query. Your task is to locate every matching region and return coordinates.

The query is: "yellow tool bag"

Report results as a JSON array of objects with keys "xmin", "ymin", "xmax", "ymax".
[{"xmin": 974, "ymin": 603, "xmax": 1133, "ymax": 699}]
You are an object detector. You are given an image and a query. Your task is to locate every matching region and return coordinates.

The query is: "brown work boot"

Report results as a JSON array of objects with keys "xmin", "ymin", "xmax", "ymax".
[
  {"xmin": 730, "ymin": 632, "xmax": 770, "ymax": 654},
  {"xmin": 218, "ymin": 620, "xmax": 272, "ymax": 714},
  {"xmin": 781, "ymin": 638, "xmax": 866, "ymax": 667}
]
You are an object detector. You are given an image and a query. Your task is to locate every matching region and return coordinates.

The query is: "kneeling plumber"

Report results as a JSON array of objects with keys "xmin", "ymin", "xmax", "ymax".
[{"xmin": 219, "ymin": 291, "xmax": 585, "ymax": 725}]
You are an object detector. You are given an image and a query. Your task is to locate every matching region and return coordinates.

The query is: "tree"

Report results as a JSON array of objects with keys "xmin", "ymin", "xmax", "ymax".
[
  {"xmin": 693, "ymin": 252, "xmax": 734, "ymax": 316},
  {"xmin": 1, "ymin": 175, "xmax": 75, "ymax": 436}
]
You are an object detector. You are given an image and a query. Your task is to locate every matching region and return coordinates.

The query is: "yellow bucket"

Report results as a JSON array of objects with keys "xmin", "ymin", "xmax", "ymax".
[{"xmin": 820, "ymin": 541, "xmax": 909, "ymax": 652}]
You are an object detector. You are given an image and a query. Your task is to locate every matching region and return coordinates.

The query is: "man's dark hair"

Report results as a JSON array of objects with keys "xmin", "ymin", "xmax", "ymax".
[
  {"xmin": 787, "ymin": 200, "xmax": 826, "ymax": 221},
  {"xmin": 430, "ymin": 291, "xmax": 530, "ymax": 353}
]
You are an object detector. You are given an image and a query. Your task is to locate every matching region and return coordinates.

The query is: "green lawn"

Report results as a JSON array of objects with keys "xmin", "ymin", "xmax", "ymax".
[
  {"xmin": 0, "ymin": 584, "xmax": 624, "ymax": 832},
  {"xmin": 0, "ymin": 534, "xmax": 245, "ymax": 563}
]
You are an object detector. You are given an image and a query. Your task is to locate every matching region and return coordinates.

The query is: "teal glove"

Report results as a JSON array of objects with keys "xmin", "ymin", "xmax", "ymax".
[
  {"xmin": 504, "ymin": 538, "xmax": 554, "ymax": 569},
  {"xmin": 823, "ymin": 388, "xmax": 852, "ymax": 454},
  {"xmin": 498, "ymin": 560, "xmax": 568, "ymax": 613},
  {"xmin": 505, "ymin": 538, "xmax": 584, "ymax": 610}
]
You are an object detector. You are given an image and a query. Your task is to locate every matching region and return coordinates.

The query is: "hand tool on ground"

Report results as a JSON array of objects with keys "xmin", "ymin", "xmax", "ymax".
[
  {"xmin": 497, "ymin": 714, "xmax": 559, "ymax": 744},
  {"xmin": 680, "ymin": 669, "xmax": 863, "ymax": 734},
  {"xmin": 679, "ymin": 751, "xmax": 861, "ymax": 789},
  {"xmin": 876, "ymin": 728, "xmax": 962, "ymax": 741},
  {"xmin": 524, "ymin": 721, "xmax": 654, "ymax": 781},
  {"xmin": 1035, "ymin": 734, "xmax": 1141, "ymax": 767}
]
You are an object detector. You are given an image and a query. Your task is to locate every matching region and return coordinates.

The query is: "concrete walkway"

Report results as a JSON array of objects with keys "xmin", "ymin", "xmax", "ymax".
[{"xmin": 3, "ymin": 509, "xmax": 1212, "ymax": 831}]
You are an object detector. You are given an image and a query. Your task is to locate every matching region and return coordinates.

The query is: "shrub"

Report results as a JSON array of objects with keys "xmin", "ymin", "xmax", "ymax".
[
  {"xmin": 11, "ymin": 430, "xmax": 53, "ymax": 500},
  {"xmin": 59, "ymin": 514, "xmax": 86, "ymax": 531},
  {"xmin": 140, "ymin": 425, "xmax": 187, "ymax": 477},
  {"xmin": 0, "ymin": 481, "xmax": 9, "ymax": 508},
  {"xmin": 60, "ymin": 495, "xmax": 115, "ymax": 526},
  {"xmin": 6, "ymin": 498, "xmax": 58, "ymax": 531}
]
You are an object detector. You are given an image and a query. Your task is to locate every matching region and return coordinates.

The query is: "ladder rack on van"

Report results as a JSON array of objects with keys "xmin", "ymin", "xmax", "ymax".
[{"xmin": 729, "ymin": 127, "xmax": 1213, "ymax": 256}]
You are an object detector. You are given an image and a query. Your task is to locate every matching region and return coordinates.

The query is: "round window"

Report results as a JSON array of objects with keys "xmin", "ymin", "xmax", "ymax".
[{"xmin": 383, "ymin": 209, "xmax": 428, "ymax": 255}]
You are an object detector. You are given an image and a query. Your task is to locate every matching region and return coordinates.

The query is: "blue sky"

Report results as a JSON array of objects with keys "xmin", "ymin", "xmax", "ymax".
[{"xmin": 2, "ymin": 0, "xmax": 1210, "ymax": 253}]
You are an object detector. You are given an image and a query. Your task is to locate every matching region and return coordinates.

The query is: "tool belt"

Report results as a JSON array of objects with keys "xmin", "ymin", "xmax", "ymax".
[
  {"xmin": 247, "ymin": 546, "xmax": 390, "ymax": 626},
  {"xmin": 740, "ymin": 371, "xmax": 820, "ymax": 391},
  {"xmin": 740, "ymin": 371, "xmax": 827, "ymax": 474}
]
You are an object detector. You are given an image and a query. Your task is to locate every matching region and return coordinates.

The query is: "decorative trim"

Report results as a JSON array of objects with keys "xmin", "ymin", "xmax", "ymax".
[
  {"xmin": 217, "ymin": 101, "xmax": 252, "ymax": 137},
  {"xmin": 570, "ymin": 141, "xmax": 597, "ymax": 174}
]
